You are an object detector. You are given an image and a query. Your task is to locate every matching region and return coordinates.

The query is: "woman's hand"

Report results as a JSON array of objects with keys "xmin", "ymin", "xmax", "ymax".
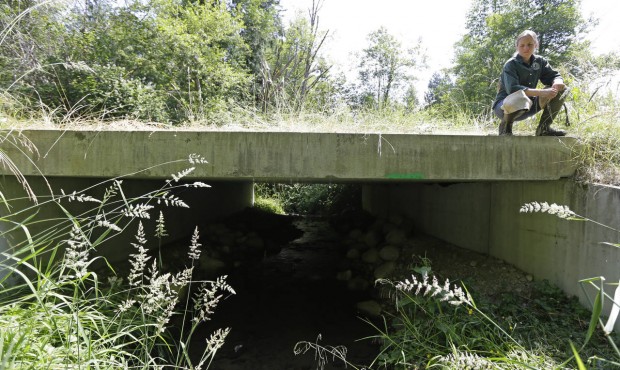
[
  {"xmin": 552, "ymin": 81, "xmax": 566, "ymax": 92},
  {"xmin": 542, "ymin": 87, "xmax": 558, "ymax": 98}
]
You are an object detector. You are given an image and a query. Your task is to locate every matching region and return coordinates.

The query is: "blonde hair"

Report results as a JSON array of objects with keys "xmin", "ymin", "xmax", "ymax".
[{"xmin": 515, "ymin": 30, "xmax": 539, "ymax": 48}]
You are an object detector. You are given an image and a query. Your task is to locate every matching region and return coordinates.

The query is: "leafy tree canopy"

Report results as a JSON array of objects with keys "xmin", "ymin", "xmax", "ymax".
[{"xmin": 357, "ymin": 26, "xmax": 426, "ymax": 109}]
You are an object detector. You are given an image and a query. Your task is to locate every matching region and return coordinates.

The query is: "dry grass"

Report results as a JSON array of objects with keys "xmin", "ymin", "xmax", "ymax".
[
  {"xmin": 2, "ymin": 111, "xmax": 497, "ymax": 135},
  {"xmin": 2, "ymin": 102, "xmax": 619, "ymax": 186}
]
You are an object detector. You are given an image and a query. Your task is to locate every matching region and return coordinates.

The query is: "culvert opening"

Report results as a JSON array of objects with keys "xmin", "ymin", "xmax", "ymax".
[
  {"xmin": 8, "ymin": 175, "xmax": 610, "ymax": 369},
  {"xmin": 159, "ymin": 182, "xmax": 525, "ymax": 369},
  {"xmin": 179, "ymin": 183, "xmax": 383, "ymax": 369},
  {"xmin": 152, "ymin": 182, "xmax": 593, "ymax": 369}
]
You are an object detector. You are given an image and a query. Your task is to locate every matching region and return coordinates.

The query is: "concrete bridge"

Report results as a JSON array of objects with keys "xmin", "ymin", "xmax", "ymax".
[
  {"xmin": 0, "ymin": 129, "xmax": 577, "ymax": 182},
  {"xmin": 1, "ymin": 129, "xmax": 619, "ymax": 326}
]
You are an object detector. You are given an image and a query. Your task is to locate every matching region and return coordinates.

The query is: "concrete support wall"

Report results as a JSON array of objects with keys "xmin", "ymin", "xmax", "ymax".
[
  {"xmin": 364, "ymin": 181, "xmax": 620, "ymax": 319},
  {"xmin": 0, "ymin": 176, "xmax": 253, "ymax": 271},
  {"xmin": 363, "ymin": 183, "xmax": 492, "ymax": 254}
]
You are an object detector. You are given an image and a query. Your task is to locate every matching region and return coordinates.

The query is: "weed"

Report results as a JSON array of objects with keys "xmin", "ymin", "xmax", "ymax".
[
  {"xmin": 370, "ymin": 270, "xmax": 553, "ymax": 369},
  {"xmin": 253, "ymin": 196, "xmax": 286, "ymax": 215},
  {"xmin": 294, "ymin": 334, "xmax": 351, "ymax": 370},
  {"xmin": 254, "ymin": 183, "xmax": 361, "ymax": 216},
  {"xmin": 520, "ymin": 201, "xmax": 620, "ymax": 368},
  {"xmin": 0, "ymin": 154, "xmax": 233, "ymax": 369}
]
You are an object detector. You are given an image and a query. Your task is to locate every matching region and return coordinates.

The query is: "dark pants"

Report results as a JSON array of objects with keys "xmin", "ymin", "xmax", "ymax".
[
  {"xmin": 493, "ymin": 89, "xmax": 567, "ymax": 126},
  {"xmin": 493, "ymin": 97, "xmax": 539, "ymax": 121}
]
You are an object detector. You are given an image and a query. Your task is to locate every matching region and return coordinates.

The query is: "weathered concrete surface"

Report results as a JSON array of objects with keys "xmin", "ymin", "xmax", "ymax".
[
  {"xmin": 0, "ymin": 129, "xmax": 578, "ymax": 182},
  {"xmin": 363, "ymin": 183, "xmax": 492, "ymax": 254},
  {"xmin": 366, "ymin": 181, "xmax": 620, "ymax": 326}
]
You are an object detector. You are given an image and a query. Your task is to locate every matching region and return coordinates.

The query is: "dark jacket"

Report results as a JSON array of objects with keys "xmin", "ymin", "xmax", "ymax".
[{"xmin": 493, "ymin": 53, "xmax": 562, "ymax": 109}]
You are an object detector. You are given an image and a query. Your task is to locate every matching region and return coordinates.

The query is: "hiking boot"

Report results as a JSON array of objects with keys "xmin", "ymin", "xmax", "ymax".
[
  {"xmin": 536, "ymin": 126, "xmax": 566, "ymax": 136},
  {"xmin": 498, "ymin": 110, "xmax": 526, "ymax": 136},
  {"xmin": 498, "ymin": 120, "xmax": 513, "ymax": 136},
  {"xmin": 535, "ymin": 88, "xmax": 569, "ymax": 136}
]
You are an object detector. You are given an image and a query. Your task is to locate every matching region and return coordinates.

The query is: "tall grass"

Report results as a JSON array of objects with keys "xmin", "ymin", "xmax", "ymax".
[
  {"xmin": 0, "ymin": 154, "xmax": 234, "ymax": 369},
  {"xmin": 365, "ymin": 201, "xmax": 620, "ymax": 369},
  {"xmin": 367, "ymin": 273, "xmax": 563, "ymax": 369},
  {"xmin": 559, "ymin": 67, "xmax": 620, "ymax": 186},
  {"xmin": 520, "ymin": 201, "xmax": 620, "ymax": 368},
  {"xmin": 0, "ymin": 130, "xmax": 42, "ymax": 204},
  {"xmin": 296, "ymin": 261, "xmax": 608, "ymax": 369}
]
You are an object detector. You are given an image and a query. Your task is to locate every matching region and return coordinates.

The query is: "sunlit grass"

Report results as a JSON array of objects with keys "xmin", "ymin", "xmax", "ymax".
[
  {"xmin": 3, "ymin": 84, "xmax": 620, "ymax": 190},
  {"xmin": 564, "ymin": 87, "xmax": 620, "ymax": 185},
  {"xmin": 4, "ymin": 90, "xmax": 620, "ymax": 188},
  {"xmin": 4, "ymin": 106, "xmax": 496, "ymax": 136}
]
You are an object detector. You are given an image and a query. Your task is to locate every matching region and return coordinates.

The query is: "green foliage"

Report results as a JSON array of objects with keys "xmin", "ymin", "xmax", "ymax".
[
  {"xmin": 254, "ymin": 183, "xmax": 360, "ymax": 216},
  {"xmin": 0, "ymin": 0, "xmax": 342, "ymax": 121},
  {"xmin": 0, "ymin": 0, "xmax": 66, "ymax": 89},
  {"xmin": 253, "ymin": 196, "xmax": 285, "ymax": 215},
  {"xmin": 230, "ymin": 0, "xmax": 282, "ymax": 88},
  {"xmin": 424, "ymin": 71, "xmax": 452, "ymax": 107},
  {"xmin": 557, "ymin": 53, "xmax": 620, "ymax": 185},
  {"xmin": 373, "ymin": 267, "xmax": 619, "ymax": 369},
  {"xmin": 520, "ymin": 201, "xmax": 620, "ymax": 367},
  {"xmin": 1, "ymin": 0, "xmax": 255, "ymax": 122},
  {"xmin": 373, "ymin": 272, "xmax": 541, "ymax": 369},
  {"xmin": 32, "ymin": 63, "xmax": 170, "ymax": 121},
  {"xmin": 1, "ymin": 0, "xmax": 617, "ymax": 128},
  {"xmin": 257, "ymin": 2, "xmax": 333, "ymax": 113},
  {"xmin": 149, "ymin": 0, "xmax": 251, "ymax": 120},
  {"xmin": 357, "ymin": 27, "xmax": 426, "ymax": 110},
  {"xmin": 0, "ymin": 154, "xmax": 233, "ymax": 368}
]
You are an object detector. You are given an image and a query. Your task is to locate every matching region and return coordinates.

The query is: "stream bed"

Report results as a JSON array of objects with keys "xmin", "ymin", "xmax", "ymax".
[{"xmin": 192, "ymin": 216, "xmax": 380, "ymax": 370}]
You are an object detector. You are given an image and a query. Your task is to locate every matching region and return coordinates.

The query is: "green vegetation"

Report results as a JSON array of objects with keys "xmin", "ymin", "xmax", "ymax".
[
  {"xmin": 1, "ymin": 0, "xmax": 620, "ymax": 368},
  {"xmin": 369, "ymin": 263, "xmax": 620, "ymax": 369},
  {"xmin": 0, "ymin": 153, "xmax": 235, "ymax": 368},
  {"xmin": 253, "ymin": 196, "xmax": 286, "ymax": 215},
  {"xmin": 297, "ymin": 253, "xmax": 619, "ymax": 369},
  {"xmin": 0, "ymin": 0, "xmax": 614, "ymax": 118},
  {"xmin": 254, "ymin": 183, "xmax": 361, "ymax": 216},
  {"xmin": 2, "ymin": 0, "xmax": 618, "ymax": 183},
  {"xmin": 364, "ymin": 203, "xmax": 620, "ymax": 369}
]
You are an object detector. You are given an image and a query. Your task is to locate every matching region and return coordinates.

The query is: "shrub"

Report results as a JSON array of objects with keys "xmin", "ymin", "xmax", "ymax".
[
  {"xmin": 254, "ymin": 183, "xmax": 361, "ymax": 216},
  {"xmin": 253, "ymin": 196, "xmax": 285, "ymax": 214}
]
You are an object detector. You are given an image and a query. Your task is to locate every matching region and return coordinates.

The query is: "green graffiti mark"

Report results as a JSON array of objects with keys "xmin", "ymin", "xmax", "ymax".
[{"xmin": 385, "ymin": 172, "xmax": 425, "ymax": 179}]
